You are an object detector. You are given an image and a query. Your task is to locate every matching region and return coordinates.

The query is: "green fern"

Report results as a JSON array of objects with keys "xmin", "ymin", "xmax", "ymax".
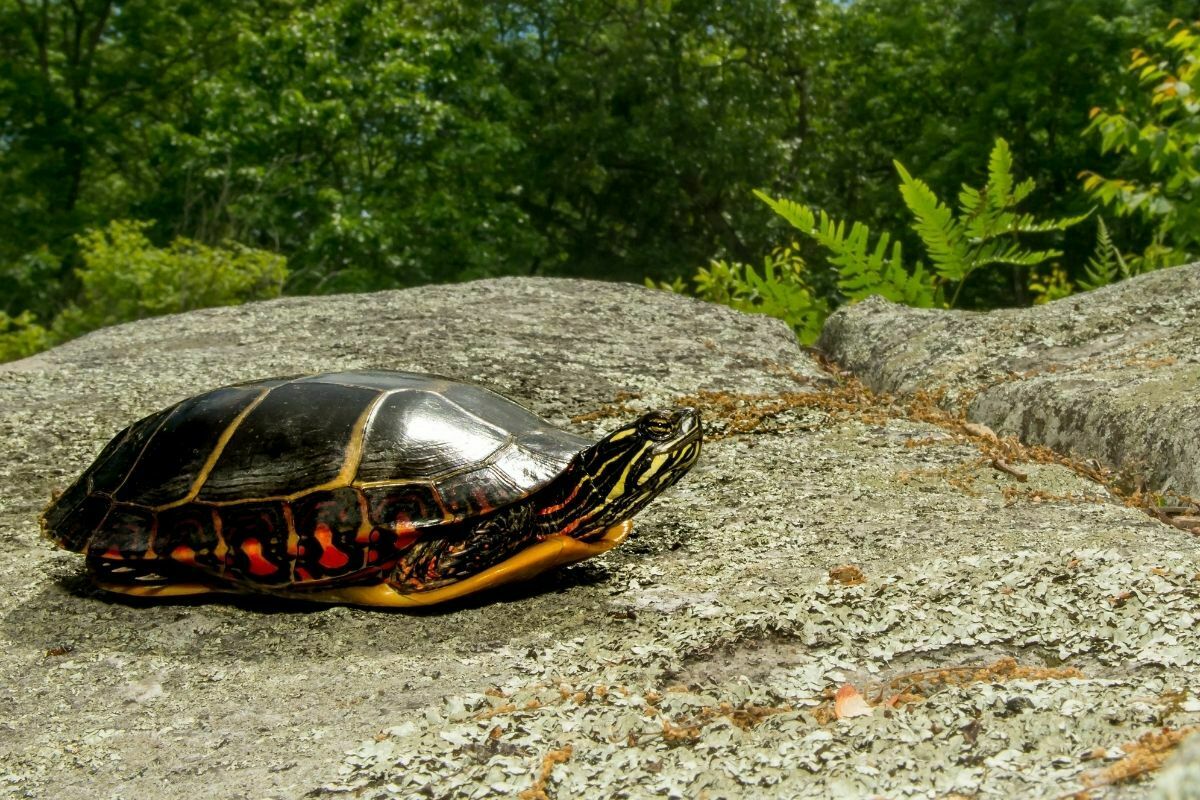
[
  {"xmin": 754, "ymin": 190, "xmax": 939, "ymax": 307},
  {"xmin": 655, "ymin": 137, "xmax": 1090, "ymax": 343},
  {"xmin": 897, "ymin": 138, "xmax": 1088, "ymax": 305},
  {"xmin": 647, "ymin": 247, "xmax": 830, "ymax": 344},
  {"xmin": 895, "ymin": 163, "xmax": 970, "ymax": 284},
  {"xmin": 1078, "ymin": 218, "xmax": 1131, "ymax": 290},
  {"xmin": 757, "ymin": 138, "xmax": 1086, "ymax": 310}
]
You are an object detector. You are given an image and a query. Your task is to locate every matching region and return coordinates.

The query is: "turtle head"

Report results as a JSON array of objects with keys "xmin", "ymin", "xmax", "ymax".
[
  {"xmin": 384, "ymin": 407, "xmax": 701, "ymax": 604},
  {"xmin": 554, "ymin": 406, "xmax": 703, "ymax": 539}
]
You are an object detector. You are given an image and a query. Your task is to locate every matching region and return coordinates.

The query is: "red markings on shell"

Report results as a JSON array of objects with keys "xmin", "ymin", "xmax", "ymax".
[
  {"xmin": 170, "ymin": 545, "xmax": 198, "ymax": 567},
  {"xmin": 391, "ymin": 514, "xmax": 419, "ymax": 552},
  {"xmin": 240, "ymin": 538, "xmax": 279, "ymax": 576},
  {"xmin": 314, "ymin": 523, "xmax": 350, "ymax": 570}
]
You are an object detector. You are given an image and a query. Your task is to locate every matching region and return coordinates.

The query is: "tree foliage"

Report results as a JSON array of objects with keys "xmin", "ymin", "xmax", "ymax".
[
  {"xmin": 1, "ymin": 0, "xmax": 1196, "ymax": 363},
  {"xmin": 0, "ymin": 0, "xmax": 255, "ymax": 276},
  {"xmin": 1, "ymin": 0, "xmax": 817, "ymax": 303},
  {"xmin": 1083, "ymin": 18, "xmax": 1200, "ymax": 270},
  {"xmin": 53, "ymin": 221, "xmax": 286, "ymax": 338},
  {"xmin": 0, "ymin": 311, "xmax": 51, "ymax": 363},
  {"xmin": 753, "ymin": 139, "xmax": 1085, "ymax": 313},
  {"xmin": 790, "ymin": 0, "xmax": 1186, "ymax": 304},
  {"xmin": 661, "ymin": 137, "xmax": 1088, "ymax": 341},
  {"xmin": 0, "ymin": 220, "xmax": 286, "ymax": 359}
]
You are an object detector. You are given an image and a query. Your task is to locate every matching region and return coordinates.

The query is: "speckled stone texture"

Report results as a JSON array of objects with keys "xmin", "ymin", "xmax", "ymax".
[
  {"xmin": 819, "ymin": 263, "xmax": 1200, "ymax": 497},
  {"xmin": 1, "ymin": 278, "xmax": 1197, "ymax": 799}
]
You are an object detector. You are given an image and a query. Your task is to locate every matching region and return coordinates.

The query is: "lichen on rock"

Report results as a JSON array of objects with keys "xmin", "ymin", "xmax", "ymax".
[{"xmin": 1, "ymin": 277, "xmax": 1198, "ymax": 799}]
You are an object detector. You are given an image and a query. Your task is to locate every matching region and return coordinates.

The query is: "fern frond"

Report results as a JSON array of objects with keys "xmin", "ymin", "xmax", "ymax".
[
  {"xmin": 1006, "ymin": 210, "xmax": 1093, "ymax": 234},
  {"xmin": 819, "ymin": 219, "xmax": 871, "ymax": 291},
  {"xmin": 987, "ymin": 138, "xmax": 1014, "ymax": 203},
  {"xmin": 754, "ymin": 190, "xmax": 816, "ymax": 234},
  {"xmin": 958, "ymin": 185, "xmax": 983, "ymax": 217},
  {"xmin": 1078, "ymin": 218, "xmax": 1130, "ymax": 290},
  {"xmin": 896, "ymin": 161, "xmax": 971, "ymax": 281},
  {"xmin": 974, "ymin": 240, "xmax": 1063, "ymax": 267},
  {"xmin": 1010, "ymin": 177, "xmax": 1037, "ymax": 206},
  {"xmin": 755, "ymin": 188, "xmax": 940, "ymax": 308},
  {"xmin": 901, "ymin": 261, "xmax": 938, "ymax": 307}
]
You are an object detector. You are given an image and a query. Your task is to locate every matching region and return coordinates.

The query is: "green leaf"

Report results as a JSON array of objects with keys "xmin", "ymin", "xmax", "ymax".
[
  {"xmin": 754, "ymin": 190, "xmax": 816, "ymax": 234},
  {"xmin": 1078, "ymin": 218, "xmax": 1130, "ymax": 290},
  {"xmin": 53, "ymin": 220, "xmax": 287, "ymax": 340},
  {"xmin": 987, "ymin": 138, "xmax": 1014, "ymax": 203},
  {"xmin": 1083, "ymin": 20, "xmax": 1200, "ymax": 265},
  {"xmin": 896, "ymin": 161, "xmax": 971, "ymax": 282}
]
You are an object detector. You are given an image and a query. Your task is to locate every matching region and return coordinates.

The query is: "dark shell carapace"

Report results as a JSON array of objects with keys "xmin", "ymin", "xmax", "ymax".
[{"xmin": 43, "ymin": 371, "xmax": 593, "ymax": 588}]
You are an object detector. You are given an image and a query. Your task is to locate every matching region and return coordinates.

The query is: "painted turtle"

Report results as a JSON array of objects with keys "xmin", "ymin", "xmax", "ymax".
[{"xmin": 41, "ymin": 371, "xmax": 702, "ymax": 607}]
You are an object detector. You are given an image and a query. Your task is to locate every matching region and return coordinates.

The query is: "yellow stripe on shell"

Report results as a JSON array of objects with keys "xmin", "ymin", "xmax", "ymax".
[{"xmin": 155, "ymin": 388, "xmax": 272, "ymax": 511}]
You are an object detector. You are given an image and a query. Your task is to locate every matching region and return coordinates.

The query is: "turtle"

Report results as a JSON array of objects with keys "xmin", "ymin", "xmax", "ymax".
[{"xmin": 41, "ymin": 370, "xmax": 702, "ymax": 607}]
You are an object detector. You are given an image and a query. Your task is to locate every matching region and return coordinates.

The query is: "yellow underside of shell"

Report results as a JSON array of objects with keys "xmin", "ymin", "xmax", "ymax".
[{"xmin": 94, "ymin": 520, "xmax": 633, "ymax": 608}]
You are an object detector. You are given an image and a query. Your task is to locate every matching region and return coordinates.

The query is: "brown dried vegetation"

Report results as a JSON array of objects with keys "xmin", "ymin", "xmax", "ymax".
[
  {"xmin": 642, "ymin": 698, "xmax": 795, "ymax": 746},
  {"xmin": 518, "ymin": 744, "xmax": 574, "ymax": 800},
  {"xmin": 1073, "ymin": 725, "xmax": 1198, "ymax": 796},
  {"xmin": 828, "ymin": 564, "xmax": 867, "ymax": 586},
  {"xmin": 810, "ymin": 657, "xmax": 1085, "ymax": 723},
  {"xmin": 652, "ymin": 365, "xmax": 1197, "ymax": 530}
]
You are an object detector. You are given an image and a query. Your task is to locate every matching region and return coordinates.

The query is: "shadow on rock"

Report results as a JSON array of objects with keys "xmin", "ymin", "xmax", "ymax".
[{"xmin": 3, "ymin": 561, "xmax": 617, "ymax": 663}]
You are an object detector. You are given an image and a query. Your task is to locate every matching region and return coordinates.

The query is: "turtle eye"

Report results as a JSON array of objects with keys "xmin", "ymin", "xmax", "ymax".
[{"xmin": 637, "ymin": 412, "xmax": 676, "ymax": 442}]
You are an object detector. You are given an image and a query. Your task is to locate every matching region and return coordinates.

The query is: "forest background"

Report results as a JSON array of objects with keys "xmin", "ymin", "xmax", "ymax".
[{"xmin": 3, "ymin": 0, "xmax": 1200, "ymax": 361}]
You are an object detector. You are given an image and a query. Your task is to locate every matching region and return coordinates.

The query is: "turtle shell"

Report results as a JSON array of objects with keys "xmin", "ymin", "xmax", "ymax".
[{"xmin": 42, "ymin": 371, "xmax": 592, "ymax": 588}]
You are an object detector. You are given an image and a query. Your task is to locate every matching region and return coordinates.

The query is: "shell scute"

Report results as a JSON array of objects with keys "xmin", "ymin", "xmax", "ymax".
[
  {"xmin": 114, "ymin": 386, "xmax": 263, "ymax": 505},
  {"xmin": 292, "ymin": 370, "xmax": 445, "ymax": 392},
  {"xmin": 441, "ymin": 382, "xmax": 549, "ymax": 438},
  {"xmin": 218, "ymin": 502, "xmax": 291, "ymax": 584},
  {"xmin": 356, "ymin": 389, "xmax": 510, "ymax": 482},
  {"xmin": 291, "ymin": 488, "xmax": 372, "ymax": 581},
  {"xmin": 90, "ymin": 407, "xmax": 173, "ymax": 496},
  {"xmin": 87, "ymin": 504, "xmax": 154, "ymax": 559},
  {"xmin": 491, "ymin": 442, "xmax": 564, "ymax": 488},
  {"xmin": 157, "ymin": 506, "xmax": 221, "ymax": 569},
  {"xmin": 198, "ymin": 381, "xmax": 377, "ymax": 501},
  {"xmin": 363, "ymin": 483, "xmax": 447, "ymax": 531},
  {"xmin": 436, "ymin": 463, "xmax": 521, "ymax": 518}
]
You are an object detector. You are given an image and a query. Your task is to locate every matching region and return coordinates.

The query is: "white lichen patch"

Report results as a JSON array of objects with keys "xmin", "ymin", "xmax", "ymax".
[{"xmin": 323, "ymin": 550, "xmax": 1200, "ymax": 799}]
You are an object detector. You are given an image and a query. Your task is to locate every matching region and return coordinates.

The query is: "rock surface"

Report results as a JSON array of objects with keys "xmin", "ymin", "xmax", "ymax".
[
  {"xmin": 1, "ymin": 277, "xmax": 1198, "ymax": 799},
  {"xmin": 819, "ymin": 263, "xmax": 1200, "ymax": 497}
]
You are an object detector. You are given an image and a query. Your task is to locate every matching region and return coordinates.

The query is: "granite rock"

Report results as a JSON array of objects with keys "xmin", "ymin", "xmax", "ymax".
[
  {"xmin": 818, "ymin": 263, "xmax": 1200, "ymax": 496},
  {"xmin": 1, "ymin": 278, "xmax": 1196, "ymax": 799}
]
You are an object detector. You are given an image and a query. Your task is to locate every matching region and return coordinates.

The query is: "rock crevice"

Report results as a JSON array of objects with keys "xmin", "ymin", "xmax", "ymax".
[{"xmin": 819, "ymin": 264, "xmax": 1200, "ymax": 497}]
